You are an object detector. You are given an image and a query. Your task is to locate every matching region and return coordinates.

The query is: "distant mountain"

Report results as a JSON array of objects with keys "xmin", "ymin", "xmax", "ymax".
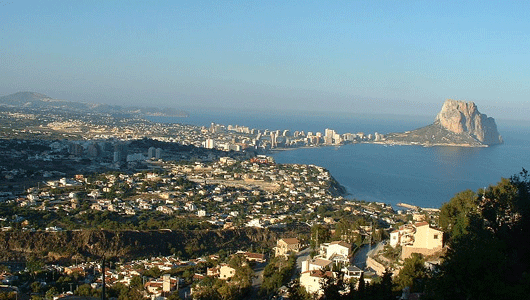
[
  {"xmin": 384, "ymin": 99, "xmax": 502, "ymax": 147},
  {"xmin": 0, "ymin": 91, "xmax": 188, "ymax": 117}
]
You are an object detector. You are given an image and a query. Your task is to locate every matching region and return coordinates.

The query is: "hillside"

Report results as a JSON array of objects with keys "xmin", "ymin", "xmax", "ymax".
[
  {"xmin": 0, "ymin": 228, "xmax": 290, "ymax": 263},
  {"xmin": 0, "ymin": 91, "xmax": 189, "ymax": 117},
  {"xmin": 384, "ymin": 121, "xmax": 486, "ymax": 147}
]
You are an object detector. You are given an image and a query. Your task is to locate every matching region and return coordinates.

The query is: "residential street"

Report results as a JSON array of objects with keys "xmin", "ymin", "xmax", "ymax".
[
  {"xmin": 351, "ymin": 242, "xmax": 384, "ymax": 268},
  {"xmin": 292, "ymin": 247, "xmax": 311, "ymax": 280}
]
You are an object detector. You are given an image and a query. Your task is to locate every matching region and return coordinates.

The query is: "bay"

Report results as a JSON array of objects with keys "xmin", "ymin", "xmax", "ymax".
[{"xmin": 150, "ymin": 110, "xmax": 530, "ymax": 209}]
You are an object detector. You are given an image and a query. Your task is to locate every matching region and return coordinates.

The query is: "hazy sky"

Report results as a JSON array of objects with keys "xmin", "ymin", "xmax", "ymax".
[{"xmin": 1, "ymin": 1, "xmax": 529, "ymax": 120}]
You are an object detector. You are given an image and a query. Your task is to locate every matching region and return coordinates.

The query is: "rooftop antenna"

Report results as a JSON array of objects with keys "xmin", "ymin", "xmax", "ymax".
[
  {"xmin": 101, "ymin": 256, "xmax": 106, "ymax": 300},
  {"xmin": 369, "ymin": 220, "xmax": 372, "ymax": 252},
  {"xmin": 316, "ymin": 227, "xmax": 319, "ymax": 248}
]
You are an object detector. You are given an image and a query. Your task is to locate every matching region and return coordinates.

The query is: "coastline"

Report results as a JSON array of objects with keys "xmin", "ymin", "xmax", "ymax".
[
  {"xmin": 267, "ymin": 139, "xmax": 489, "ymax": 154},
  {"xmin": 147, "ymin": 116, "xmax": 523, "ymax": 210},
  {"xmin": 372, "ymin": 140, "xmax": 489, "ymax": 148}
]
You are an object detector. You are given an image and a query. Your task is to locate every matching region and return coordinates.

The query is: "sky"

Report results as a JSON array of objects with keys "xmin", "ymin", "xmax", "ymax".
[{"xmin": 1, "ymin": 1, "xmax": 529, "ymax": 120}]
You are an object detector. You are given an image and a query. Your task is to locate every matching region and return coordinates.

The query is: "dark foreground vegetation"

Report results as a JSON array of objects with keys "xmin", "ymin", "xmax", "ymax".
[{"xmin": 299, "ymin": 169, "xmax": 530, "ymax": 300}]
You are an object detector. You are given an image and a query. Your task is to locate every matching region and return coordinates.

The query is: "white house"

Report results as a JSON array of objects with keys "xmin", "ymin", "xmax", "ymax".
[
  {"xmin": 300, "ymin": 270, "xmax": 333, "ymax": 296},
  {"xmin": 301, "ymin": 258, "xmax": 333, "ymax": 273}
]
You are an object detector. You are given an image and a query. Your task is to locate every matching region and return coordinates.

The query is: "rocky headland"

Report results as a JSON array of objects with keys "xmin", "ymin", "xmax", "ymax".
[{"xmin": 383, "ymin": 99, "xmax": 503, "ymax": 147}]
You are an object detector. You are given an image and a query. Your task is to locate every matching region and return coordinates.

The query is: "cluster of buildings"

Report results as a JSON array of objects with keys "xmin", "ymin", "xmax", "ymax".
[
  {"xmin": 5, "ymin": 156, "xmax": 359, "ymax": 231},
  {"xmin": 222, "ymin": 124, "xmax": 386, "ymax": 150},
  {"xmin": 0, "ymin": 253, "xmax": 258, "ymax": 299},
  {"xmin": 1, "ymin": 107, "xmax": 391, "ymax": 196},
  {"xmin": 2, "ymin": 108, "xmax": 388, "ymax": 154},
  {"xmin": 2, "ymin": 150, "xmax": 438, "ymax": 237},
  {"xmin": 275, "ymin": 220, "xmax": 446, "ymax": 298},
  {"xmin": 273, "ymin": 237, "xmax": 370, "ymax": 297},
  {"xmin": 390, "ymin": 221, "xmax": 444, "ymax": 260},
  {"xmin": 0, "ymin": 108, "xmax": 451, "ymax": 299}
]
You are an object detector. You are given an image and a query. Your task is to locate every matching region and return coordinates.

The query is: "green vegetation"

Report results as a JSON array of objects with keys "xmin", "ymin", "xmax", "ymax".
[
  {"xmin": 439, "ymin": 189, "xmax": 477, "ymax": 238},
  {"xmin": 425, "ymin": 170, "xmax": 530, "ymax": 299},
  {"xmin": 394, "ymin": 253, "xmax": 426, "ymax": 293},
  {"xmin": 259, "ymin": 254, "xmax": 296, "ymax": 298},
  {"xmin": 0, "ymin": 292, "xmax": 17, "ymax": 300},
  {"xmin": 0, "ymin": 201, "xmax": 212, "ymax": 232},
  {"xmin": 193, "ymin": 255, "xmax": 253, "ymax": 300},
  {"xmin": 315, "ymin": 270, "xmax": 394, "ymax": 300},
  {"xmin": 313, "ymin": 170, "xmax": 530, "ymax": 300}
]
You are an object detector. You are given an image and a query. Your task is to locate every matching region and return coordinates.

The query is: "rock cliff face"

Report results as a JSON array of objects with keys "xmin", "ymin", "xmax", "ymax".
[
  {"xmin": 435, "ymin": 99, "xmax": 502, "ymax": 145},
  {"xmin": 0, "ymin": 228, "xmax": 291, "ymax": 263},
  {"xmin": 383, "ymin": 99, "xmax": 502, "ymax": 147}
]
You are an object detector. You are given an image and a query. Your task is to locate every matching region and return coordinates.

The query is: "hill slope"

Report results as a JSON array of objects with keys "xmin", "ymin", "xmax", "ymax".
[{"xmin": 0, "ymin": 91, "xmax": 188, "ymax": 117}]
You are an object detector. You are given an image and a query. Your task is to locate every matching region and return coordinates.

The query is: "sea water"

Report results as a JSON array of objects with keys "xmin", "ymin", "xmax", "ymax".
[{"xmin": 150, "ymin": 110, "xmax": 530, "ymax": 209}]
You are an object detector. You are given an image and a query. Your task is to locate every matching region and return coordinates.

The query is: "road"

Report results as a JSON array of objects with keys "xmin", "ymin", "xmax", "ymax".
[
  {"xmin": 252, "ymin": 262, "xmax": 267, "ymax": 288},
  {"xmin": 292, "ymin": 247, "xmax": 311, "ymax": 280},
  {"xmin": 351, "ymin": 242, "xmax": 384, "ymax": 269},
  {"xmin": 246, "ymin": 261, "xmax": 267, "ymax": 299}
]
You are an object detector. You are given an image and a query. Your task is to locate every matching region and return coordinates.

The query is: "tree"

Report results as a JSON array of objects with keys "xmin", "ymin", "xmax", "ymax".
[
  {"xmin": 321, "ymin": 272, "xmax": 345, "ymax": 300},
  {"xmin": 31, "ymin": 281, "xmax": 42, "ymax": 294},
  {"xmin": 356, "ymin": 272, "xmax": 365, "ymax": 298},
  {"xmin": 311, "ymin": 224, "xmax": 331, "ymax": 248},
  {"xmin": 260, "ymin": 254, "xmax": 296, "ymax": 296},
  {"xmin": 75, "ymin": 284, "xmax": 93, "ymax": 297},
  {"xmin": 192, "ymin": 276, "xmax": 222, "ymax": 300},
  {"xmin": 144, "ymin": 266, "xmax": 161, "ymax": 278},
  {"xmin": 45, "ymin": 287, "xmax": 58, "ymax": 300},
  {"xmin": 439, "ymin": 189, "xmax": 478, "ymax": 238},
  {"xmin": 288, "ymin": 279, "xmax": 310, "ymax": 300},
  {"xmin": 333, "ymin": 218, "xmax": 355, "ymax": 244},
  {"xmin": 394, "ymin": 253, "xmax": 426, "ymax": 293},
  {"xmin": 27, "ymin": 258, "xmax": 44, "ymax": 279},
  {"xmin": 377, "ymin": 270, "xmax": 395, "ymax": 300},
  {"xmin": 166, "ymin": 292, "xmax": 183, "ymax": 300},
  {"xmin": 0, "ymin": 292, "xmax": 17, "ymax": 300},
  {"xmin": 120, "ymin": 288, "xmax": 144, "ymax": 300},
  {"xmin": 129, "ymin": 275, "xmax": 143, "ymax": 290},
  {"xmin": 428, "ymin": 171, "xmax": 530, "ymax": 300},
  {"xmin": 108, "ymin": 282, "xmax": 128, "ymax": 299}
]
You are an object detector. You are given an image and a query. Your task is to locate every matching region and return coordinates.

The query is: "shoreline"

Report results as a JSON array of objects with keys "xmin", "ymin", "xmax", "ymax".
[
  {"xmin": 266, "ymin": 140, "xmax": 489, "ymax": 153},
  {"xmin": 268, "ymin": 142, "xmax": 448, "ymax": 209}
]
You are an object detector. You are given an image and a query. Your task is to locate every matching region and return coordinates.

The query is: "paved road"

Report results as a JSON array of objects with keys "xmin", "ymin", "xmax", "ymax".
[
  {"xmin": 246, "ymin": 262, "xmax": 267, "ymax": 299},
  {"xmin": 367, "ymin": 241, "xmax": 385, "ymax": 257},
  {"xmin": 252, "ymin": 262, "xmax": 267, "ymax": 287},
  {"xmin": 351, "ymin": 242, "xmax": 384, "ymax": 268},
  {"xmin": 292, "ymin": 247, "xmax": 311, "ymax": 280}
]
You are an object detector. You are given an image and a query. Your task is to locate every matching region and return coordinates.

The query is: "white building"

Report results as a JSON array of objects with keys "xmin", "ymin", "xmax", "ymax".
[
  {"xmin": 301, "ymin": 258, "xmax": 333, "ymax": 273},
  {"xmin": 300, "ymin": 270, "xmax": 333, "ymax": 296},
  {"xmin": 148, "ymin": 147, "xmax": 156, "ymax": 158},
  {"xmin": 204, "ymin": 139, "xmax": 216, "ymax": 149}
]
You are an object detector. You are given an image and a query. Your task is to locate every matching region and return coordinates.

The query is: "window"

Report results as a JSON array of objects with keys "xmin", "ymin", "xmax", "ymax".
[{"xmin": 434, "ymin": 234, "xmax": 438, "ymax": 239}]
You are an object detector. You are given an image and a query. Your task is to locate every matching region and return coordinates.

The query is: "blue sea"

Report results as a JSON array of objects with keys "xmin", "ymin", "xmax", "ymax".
[{"xmin": 150, "ymin": 109, "xmax": 530, "ymax": 209}]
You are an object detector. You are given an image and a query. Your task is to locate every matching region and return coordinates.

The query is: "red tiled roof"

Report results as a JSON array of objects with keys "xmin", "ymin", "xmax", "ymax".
[
  {"xmin": 280, "ymin": 238, "xmax": 299, "ymax": 244},
  {"xmin": 245, "ymin": 252, "xmax": 265, "ymax": 259},
  {"xmin": 330, "ymin": 241, "xmax": 351, "ymax": 248}
]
